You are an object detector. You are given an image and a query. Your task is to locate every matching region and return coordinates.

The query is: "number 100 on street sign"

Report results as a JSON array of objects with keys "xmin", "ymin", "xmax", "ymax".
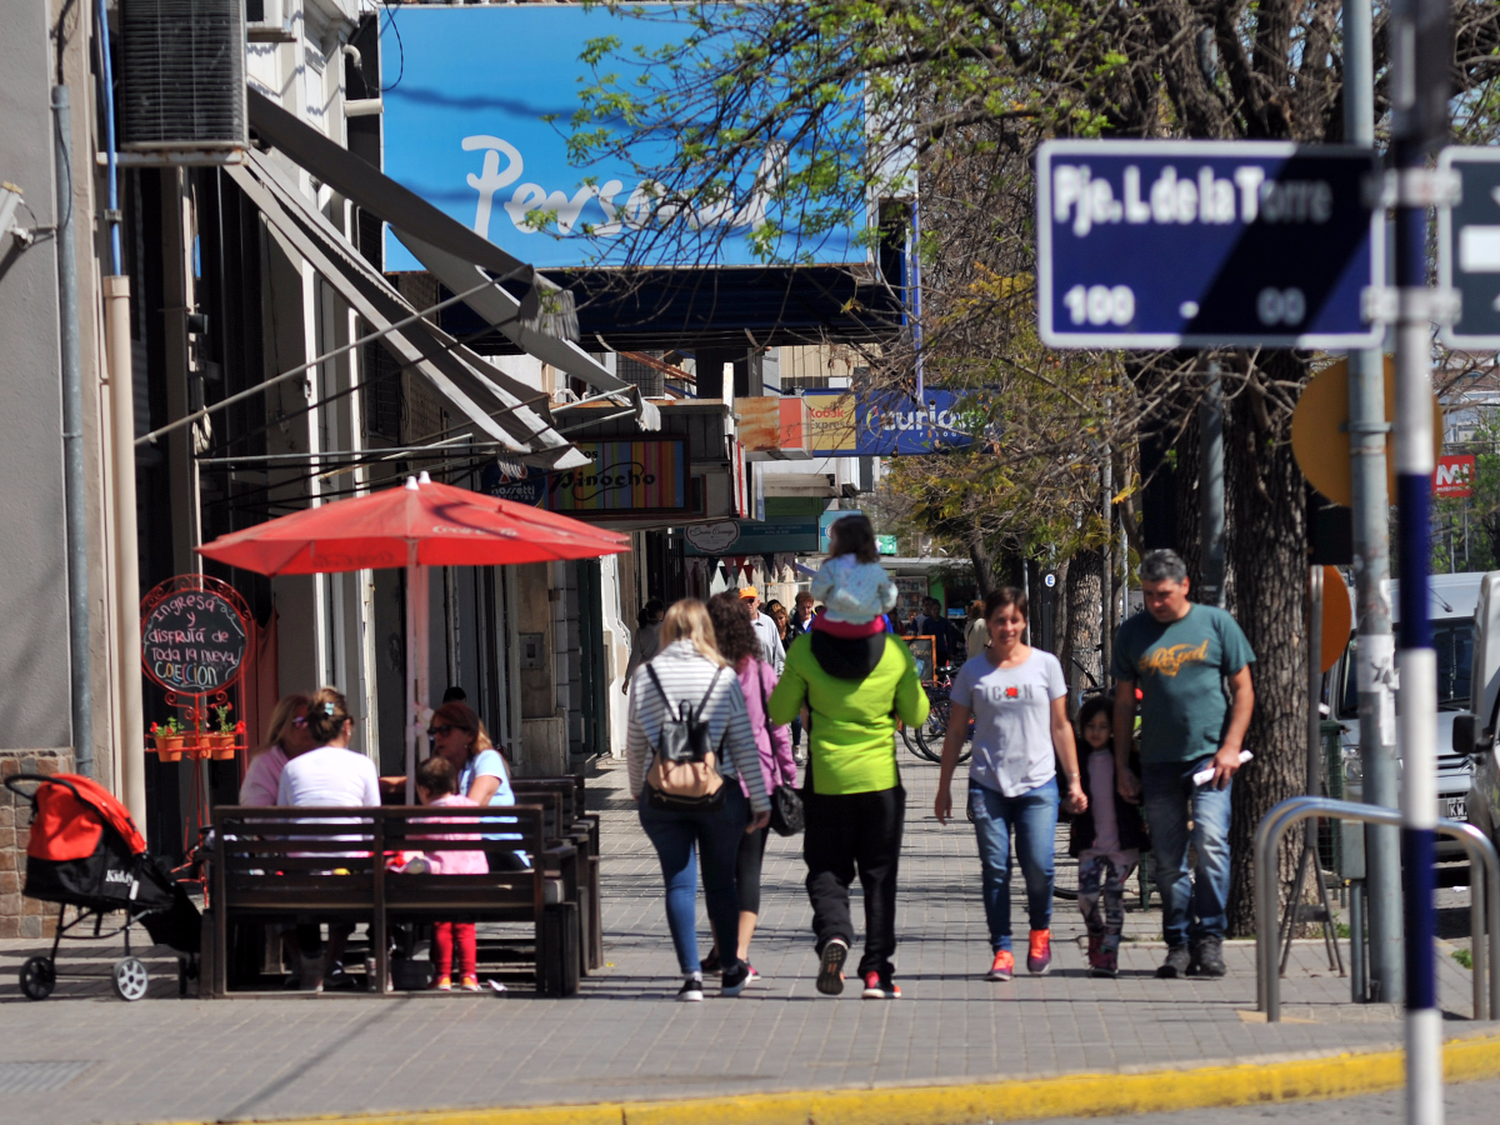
[{"xmin": 1037, "ymin": 141, "xmax": 1383, "ymax": 348}]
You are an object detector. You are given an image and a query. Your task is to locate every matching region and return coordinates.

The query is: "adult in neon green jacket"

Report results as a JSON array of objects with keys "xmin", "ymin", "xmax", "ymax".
[{"xmin": 767, "ymin": 629, "xmax": 929, "ymax": 999}]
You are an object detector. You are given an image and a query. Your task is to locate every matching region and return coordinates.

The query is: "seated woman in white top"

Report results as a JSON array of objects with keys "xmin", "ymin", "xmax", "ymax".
[
  {"xmin": 239, "ymin": 693, "xmax": 313, "ymax": 806},
  {"xmin": 275, "ymin": 686, "xmax": 380, "ymax": 992}
]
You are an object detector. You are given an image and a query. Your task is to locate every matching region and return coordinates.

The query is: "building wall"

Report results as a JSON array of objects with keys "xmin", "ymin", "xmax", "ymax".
[
  {"xmin": 0, "ymin": 752, "xmax": 74, "ymax": 935},
  {"xmin": 0, "ymin": 3, "xmax": 75, "ymax": 756}
]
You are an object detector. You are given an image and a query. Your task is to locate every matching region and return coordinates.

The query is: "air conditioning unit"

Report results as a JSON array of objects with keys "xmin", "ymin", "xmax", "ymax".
[
  {"xmin": 120, "ymin": 0, "xmax": 247, "ymax": 152},
  {"xmin": 616, "ymin": 351, "xmax": 666, "ymax": 399}
]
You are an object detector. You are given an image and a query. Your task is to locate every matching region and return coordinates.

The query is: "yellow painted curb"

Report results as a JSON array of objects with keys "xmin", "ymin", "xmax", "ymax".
[{"xmin": 173, "ymin": 1033, "xmax": 1500, "ymax": 1125}]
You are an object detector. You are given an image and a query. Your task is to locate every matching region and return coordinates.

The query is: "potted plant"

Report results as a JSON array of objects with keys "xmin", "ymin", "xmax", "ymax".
[
  {"xmin": 181, "ymin": 708, "xmax": 208, "ymax": 756},
  {"xmin": 209, "ymin": 704, "xmax": 235, "ymax": 754},
  {"xmin": 150, "ymin": 718, "xmax": 184, "ymax": 761}
]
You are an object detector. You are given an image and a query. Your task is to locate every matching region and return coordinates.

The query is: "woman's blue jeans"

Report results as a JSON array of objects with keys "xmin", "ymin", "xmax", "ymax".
[
  {"xmin": 638, "ymin": 785, "xmax": 747, "ymax": 976},
  {"xmin": 969, "ymin": 776, "xmax": 1059, "ymax": 951}
]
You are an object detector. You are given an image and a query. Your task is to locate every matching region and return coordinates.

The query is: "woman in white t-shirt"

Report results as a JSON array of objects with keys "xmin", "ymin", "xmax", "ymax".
[
  {"xmin": 934, "ymin": 588, "xmax": 1086, "ymax": 984},
  {"xmin": 275, "ymin": 686, "xmax": 380, "ymax": 992}
]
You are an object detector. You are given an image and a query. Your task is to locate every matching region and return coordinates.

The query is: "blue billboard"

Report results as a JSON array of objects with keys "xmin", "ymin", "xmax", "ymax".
[
  {"xmin": 381, "ymin": 6, "xmax": 865, "ymax": 271},
  {"xmin": 802, "ymin": 389, "xmax": 984, "ymax": 456}
]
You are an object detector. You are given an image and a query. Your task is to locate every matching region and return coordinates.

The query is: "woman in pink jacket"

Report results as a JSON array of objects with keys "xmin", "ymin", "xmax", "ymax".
[{"xmin": 704, "ymin": 592, "xmax": 797, "ymax": 980}]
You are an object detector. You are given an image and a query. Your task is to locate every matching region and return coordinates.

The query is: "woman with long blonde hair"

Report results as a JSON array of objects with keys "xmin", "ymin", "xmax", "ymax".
[
  {"xmin": 626, "ymin": 599, "xmax": 770, "ymax": 1002},
  {"xmin": 239, "ymin": 693, "xmax": 314, "ymax": 806}
]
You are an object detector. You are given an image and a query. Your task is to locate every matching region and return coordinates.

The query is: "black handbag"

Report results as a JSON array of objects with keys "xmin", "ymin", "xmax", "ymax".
[
  {"xmin": 768, "ymin": 783, "xmax": 804, "ymax": 836},
  {"xmin": 759, "ymin": 669, "xmax": 805, "ymax": 836}
]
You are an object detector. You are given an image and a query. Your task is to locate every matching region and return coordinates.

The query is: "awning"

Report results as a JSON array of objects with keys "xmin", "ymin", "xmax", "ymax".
[
  {"xmin": 246, "ymin": 88, "xmax": 659, "ymax": 433},
  {"xmin": 228, "ymin": 152, "xmax": 589, "ymax": 470}
]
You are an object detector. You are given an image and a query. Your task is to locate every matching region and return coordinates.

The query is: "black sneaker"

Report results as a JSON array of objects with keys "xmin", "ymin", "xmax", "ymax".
[
  {"xmin": 1156, "ymin": 945, "xmax": 1191, "ymax": 978},
  {"xmin": 677, "ymin": 975, "xmax": 704, "ymax": 1003},
  {"xmin": 1188, "ymin": 936, "xmax": 1227, "ymax": 977},
  {"xmin": 817, "ymin": 938, "xmax": 849, "ymax": 996},
  {"xmin": 701, "ymin": 948, "xmax": 722, "ymax": 975},
  {"xmin": 721, "ymin": 961, "xmax": 750, "ymax": 997}
]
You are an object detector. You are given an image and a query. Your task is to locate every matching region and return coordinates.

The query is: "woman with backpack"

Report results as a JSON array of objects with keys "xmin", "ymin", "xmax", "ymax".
[{"xmin": 627, "ymin": 599, "xmax": 772, "ymax": 1002}]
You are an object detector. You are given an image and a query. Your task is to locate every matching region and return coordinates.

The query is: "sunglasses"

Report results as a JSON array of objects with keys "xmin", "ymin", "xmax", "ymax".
[{"xmin": 427, "ymin": 724, "xmax": 456, "ymax": 739}]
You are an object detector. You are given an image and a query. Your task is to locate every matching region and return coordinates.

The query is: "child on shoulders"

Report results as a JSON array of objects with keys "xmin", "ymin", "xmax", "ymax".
[{"xmin": 808, "ymin": 514, "xmax": 897, "ymax": 639}]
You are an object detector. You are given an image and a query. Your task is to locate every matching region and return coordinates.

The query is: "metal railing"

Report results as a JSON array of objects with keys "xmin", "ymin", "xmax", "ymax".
[{"xmin": 1255, "ymin": 796, "xmax": 1500, "ymax": 1022}]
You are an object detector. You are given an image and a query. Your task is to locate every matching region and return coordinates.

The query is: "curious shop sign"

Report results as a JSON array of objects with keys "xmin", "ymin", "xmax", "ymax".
[{"xmin": 381, "ymin": 5, "xmax": 865, "ymax": 270}]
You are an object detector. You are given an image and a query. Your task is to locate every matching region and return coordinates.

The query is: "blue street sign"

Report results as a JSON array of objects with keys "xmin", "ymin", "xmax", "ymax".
[
  {"xmin": 1438, "ymin": 147, "xmax": 1500, "ymax": 349},
  {"xmin": 1037, "ymin": 141, "xmax": 1383, "ymax": 348}
]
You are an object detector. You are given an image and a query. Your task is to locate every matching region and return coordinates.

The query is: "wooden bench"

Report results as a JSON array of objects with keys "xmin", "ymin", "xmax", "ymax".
[
  {"xmin": 199, "ymin": 804, "xmax": 579, "ymax": 997},
  {"xmin": 512, "ymin": 777, "xmax": 604, "ymax": 972}
]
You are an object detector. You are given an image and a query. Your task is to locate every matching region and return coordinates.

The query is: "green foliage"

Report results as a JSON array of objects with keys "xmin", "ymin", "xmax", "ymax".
[{"xmin": 1454, "ymin": 947, "xmax": 1475, "ymax": 970}]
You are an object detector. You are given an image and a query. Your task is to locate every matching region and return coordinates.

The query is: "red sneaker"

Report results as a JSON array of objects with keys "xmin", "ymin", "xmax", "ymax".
[
  {"xmin": 986, "ymin": 949, "xmax": 1015, "ymax": 982},
  {"xmin": 1027, "ymin": 929, "xmax": 1053, "ymax": 975},
  {"xmin": 861, "ymin": 971, "xmax": 901, "ymax": 999}
]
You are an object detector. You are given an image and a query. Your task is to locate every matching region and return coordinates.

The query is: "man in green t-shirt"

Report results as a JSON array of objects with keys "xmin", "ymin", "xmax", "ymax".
[{"xmin": 1111, "ymin": 550, "xmax": 1255, "ymax": 980}]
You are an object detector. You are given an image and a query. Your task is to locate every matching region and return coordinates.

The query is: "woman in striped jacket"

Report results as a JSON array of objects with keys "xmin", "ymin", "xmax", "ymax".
[{"xmin": 627, "ymin": 600, "xmax": 771, "ymax": 1001}]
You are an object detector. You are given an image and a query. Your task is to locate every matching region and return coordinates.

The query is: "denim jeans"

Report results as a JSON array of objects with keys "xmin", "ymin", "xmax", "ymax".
[
  {"xmin": 969, "ymin": 776, "xmax": 1058, "ymax": 951},
  {"xmin": 638, "ymin": 785, "xmax": 748, "ymax": 976},
  {"xmin": 1141, "ymin": 756, "xmax": 1233, "ymax": 946}
]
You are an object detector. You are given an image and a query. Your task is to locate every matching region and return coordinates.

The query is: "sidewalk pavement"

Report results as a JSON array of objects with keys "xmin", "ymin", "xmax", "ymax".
[{"xmin": 0, "ymin": 753, "xmax": 1492, "ymax": 1125}]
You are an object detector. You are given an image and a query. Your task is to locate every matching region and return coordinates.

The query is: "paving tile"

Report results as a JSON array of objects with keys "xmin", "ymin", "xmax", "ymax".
[{"xmin": 0, "ymin": 753, "xmax": 1485, "ymax": 1125}]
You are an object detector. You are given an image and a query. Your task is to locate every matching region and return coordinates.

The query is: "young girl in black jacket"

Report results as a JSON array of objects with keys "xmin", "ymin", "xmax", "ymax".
[{"xmin": 1068, "ymin": 694, "xmax": 1149, "ymax": 978}]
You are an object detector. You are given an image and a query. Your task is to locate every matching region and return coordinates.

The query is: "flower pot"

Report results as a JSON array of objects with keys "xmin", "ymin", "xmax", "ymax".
[
  {"xmin": 210, "ymin": 734, "xmax": 237, "ymax": 759},
  {"xmin": 153, "ymin": 736, "xmax": 184, "ymax": 762}
]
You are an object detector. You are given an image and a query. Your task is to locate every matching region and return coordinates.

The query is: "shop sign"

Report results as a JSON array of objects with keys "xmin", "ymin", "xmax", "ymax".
[
  {"xmin": 684, "ymin": 519, "xmax": 820, "ymax": 556},
  {"xmin": 382, "ymin": 5, "xmax": 864, "ymax": 270},
  {"xmin": 877, "ymin": 534, "xmax": 899, "ymax": 555},
  {"xmin": 548, "ymin": 439, "xmax": 689, "ymax": 517},
  {"xmin": 140, "ymin": 577, "xmax": 250, "ymax": 694},
  {"xmin": 820, "ymin": 509, "xmax": 865, "ymax": 552},
  {"xmin": 736, "ymin": 397, "xmax": 812, "ymax": 459},
  {"xmin": 804, "ymin": 392, "xmax": 859, "ymax": 455},
  {"xmin": 1435, "ymin": 454, "xmax": 1476, "ymax": 499},
  {"xmin": 803, "ymin": 389, "xmax": 980, "ymax": 456},
  {"xmin": 480, "ymin": 458, "xmax": 547, "ymax": 506}
]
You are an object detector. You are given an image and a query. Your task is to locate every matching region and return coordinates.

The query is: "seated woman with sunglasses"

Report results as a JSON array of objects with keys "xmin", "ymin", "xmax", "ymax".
[{"xmin": 426, "ymin": 701, "xmax": 526, "ymax": 869}]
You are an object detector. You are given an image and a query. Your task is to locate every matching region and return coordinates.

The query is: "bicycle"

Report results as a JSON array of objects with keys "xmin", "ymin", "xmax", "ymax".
[{"xmin": 901, "ymin": 664, "xmax": 973, "ymax": 764}]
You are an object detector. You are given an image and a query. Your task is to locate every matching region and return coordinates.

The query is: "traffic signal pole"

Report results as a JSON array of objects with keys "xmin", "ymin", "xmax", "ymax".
[{"xmin": 1342, "ymin": 0, "xmax": 1403, "ymax": 1006}]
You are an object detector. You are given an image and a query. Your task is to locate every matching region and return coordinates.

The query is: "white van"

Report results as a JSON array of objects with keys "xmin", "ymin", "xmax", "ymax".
[
  {"xmin": 1335, "ymin": 572, "xmax": 1479, "ymax": 858},
  {"xmin": 1455, "ymin": 573, "xmax": 1500, "ymax": 848}
]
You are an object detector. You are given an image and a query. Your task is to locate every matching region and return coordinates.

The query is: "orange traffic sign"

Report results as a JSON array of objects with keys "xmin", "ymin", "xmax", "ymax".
[
  {"xmin": 1290, "ymin": 356, "xmax": 1442, "ymax": 507},
  {"xmin": 1316, "ymin": 566, "xmax": 1352, "ymax": 673}
]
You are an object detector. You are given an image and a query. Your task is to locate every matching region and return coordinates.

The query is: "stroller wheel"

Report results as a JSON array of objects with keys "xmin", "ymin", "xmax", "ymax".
[
  {"xmin": 112, "ymin": 957, "xmax": 149, "ymax": 1002},
  {"xmin": 20, "ymin": 956, "xmax": 55, "ymax": 1000}
]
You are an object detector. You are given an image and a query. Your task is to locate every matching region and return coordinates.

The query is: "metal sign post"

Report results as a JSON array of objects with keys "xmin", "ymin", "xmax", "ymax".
[
  {"xmin": 1036, "ymin": 141, "xmax": 1383, "ymax": 349},
  {"xmin": 1389, "ymin": 0, "xmax": 1452, "ymax": 1113}
]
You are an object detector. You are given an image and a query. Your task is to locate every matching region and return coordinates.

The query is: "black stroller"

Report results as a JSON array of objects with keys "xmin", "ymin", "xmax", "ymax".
[{"xmin": 5, "ymin": 773, "xmax": 200, "ymax": 1001}]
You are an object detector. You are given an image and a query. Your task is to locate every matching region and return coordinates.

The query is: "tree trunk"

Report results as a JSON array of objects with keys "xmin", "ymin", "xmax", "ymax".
[
  {"xmin": 1062, "ymin": 549, "xmax": 1104, "ymax": 702},
  {"xmin": 968, "ymin": 532, "xmax": 997, "ymax": 598},
  {"xmin": 1051, "ymin": 557, "xmax": 1071, "ymax": 671},
  {"xmin": 1223, "ymin": 369, "xmax": 1308, "ymax": 936}
]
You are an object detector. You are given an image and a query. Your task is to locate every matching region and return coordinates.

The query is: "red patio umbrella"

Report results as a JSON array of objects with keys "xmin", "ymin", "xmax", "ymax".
[{"xmin": 198, "ymin": 473, "xmax": 629, "ymax": 796}]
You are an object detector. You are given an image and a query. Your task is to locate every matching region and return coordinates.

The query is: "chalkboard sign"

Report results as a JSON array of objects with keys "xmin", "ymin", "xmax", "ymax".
[{"xmin": 141, "ymin": 582, "xmax": 249, "ymax": 694}]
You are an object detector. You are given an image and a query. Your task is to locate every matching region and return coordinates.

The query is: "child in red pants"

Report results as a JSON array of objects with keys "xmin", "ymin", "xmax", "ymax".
[{"xmin": 415, "ymin": 756, "xmax": 489, "ymax": 992}]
